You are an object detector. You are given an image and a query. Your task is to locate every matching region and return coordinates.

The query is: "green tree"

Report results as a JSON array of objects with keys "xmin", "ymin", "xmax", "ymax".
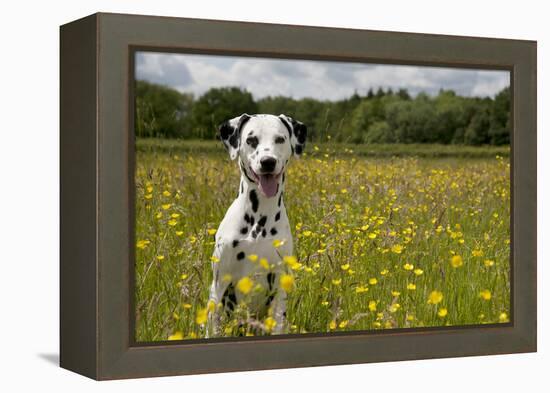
[{"xmin": 191, "ymin": 87, "xmax": 258, "ymax": 139}]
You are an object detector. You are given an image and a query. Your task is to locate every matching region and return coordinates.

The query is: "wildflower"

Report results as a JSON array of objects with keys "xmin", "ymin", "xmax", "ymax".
[
  {"xmin": 168, "ymin": 331, "xmax": 183, "ymax": 341},
  {"xmin": 438, "ymin": 308, "xmax": 448, "ymax": 318},
  {"xmin": 499, "ymin": 312, "xmax": 509, "ymax": 323},
  {"xmin": 403, "ymin": 263, "xmax": 414, "ymax": 271},
  {"xmin": 368, "ymin": 278, "xmax": 378, "ymax": 285},
  {"xmin": 175, "ymin": 231, "xmax": 184, "ymax": 236},
  {"xmin": 283, "ymin": 255, "xmax": 301, "ymax": 270},
  {"xmin": 168, "ymin": 219, "xmax": 177, "ymax": 226},
  {"xmin": 161, "ymin": 203, "xmax": 171, "ymax": 210},
  {"xmin": 407, "ymin": 283, "xmax": 416, "ymax": 290},
  {"xmin": 368, "ymin": 300, "xmax": 377, "ymax": 312},
  {"xmin": 280, "ymin": 274, "xmax": 295, "ymax": 292},
  {"xmin": 341, "ymin": 188, "xmax": 348, "ymax": 194},
  {"xmin": 264, "ymin": 317, "xmax": 277, "ymax": 332},
  {"xmin": 144, "ymin": 194, "xmax": 153, "ymax": 200},
  {"xmin": 272, "ymin": 239, "xmax": 285, "ymax": 248},
  {"xmin": 479, "ymin": 289, "xmax": 492, "ymax": 301},
  {"xmin": 182, "ymin": 303, "xmax": 192, "ymax": 309},
  {"xmin": 329, "ymin": 320, "xmax": 337, "ymax": 330},
  {"xmin": 332, "ymin": 278, "xmax": 342, "ymax": 286},
  {"xmin": 391, "ymin": 291, "xmax": 401, "ymax": 297},
  {"xmin": 472, "ymin": 249, "xmax": 484, "ymax": 257},
  {"xmin": 355, "ymin": 286, "xmax": 368, "ymax": 293},
  {"xmin": 391, "ymin": 244, "xmax": 404, "ymax": 254},
  {"xmin": 339, "ymin": 320, "xmax": 349, "ymax": 328},
  {"xmin": 146, "ymin": 186, "xmax": 153, "ymax": 193},
  {"xmin": 450, "ymin": 255, "xmax": 463, "ymax": 268},
  {"xmin": 259, "ymin": 258, "xmax": 270, "ymax": 270},
  {"xmin": 247, "ymin": 254, "xmax": 258, "ymax": 262},
  {"xmin": 302, "ymin": 230, "xmax": 312, "ymax": 237},
  {"xmin": 380, "ymin": 269, "xmax": 389, "ymax": 275},
  {"xmin": 207, "ymin": 300, "xmax": 216, "ymax": 313},
  {"xmin": 340, "ymin": 263, "xmax": 350, "ymax": 271},
  {"xmin": 171, "ymin": 213, "xmax": 180, "ymax": 218},
  {"xmin": 389, "ymin": 304, "xmax": 400, "ymax": 313},
  {"xmin": 196, "ymin": 308, "xmax": 208, "ymax": 325},
  {"xmin": 210, "ymin": 256, "xmax": 220, "ymax": 263},
  {"xmin": 207, "ymin": 228, "xmax": 217, "ymax": 235},
  {"xmin": 162, "ymin": 190, "xmax": 171, "ymax": 197},
  {"xmin": 484, "ymin": 259, "xmax": 495, "ymax": 267},
  {"xmin": 136, "ymin": 239, "xmax": 150, "ymax": 249},
  {"xmin": 172, "ymin": 312, "xmax": 180, "ymax": 320},
  {"xmin": 368, "ymin": 233, "xmax": 377, "ymax": 239},
  {"xmin": 156, "ymin": 255, "xmax": 165, "ymax": 261},
  {"xmin": 180, "ymin": 273, "xmax": 188, "ymax": 280},
  {"xmin": 321, "ymin": 300, "xmax": 329, "ymax": 306},
  {"xmin": 427, "ymin": 290, "xmax": 443, "ymax": 305},
  {"xmin": 237, "ymin": 277, "xmax": 254, "ymax": 294},
  {"xmin": 414, "ymin": 268, "xmax": 424, "ymax": 276}
]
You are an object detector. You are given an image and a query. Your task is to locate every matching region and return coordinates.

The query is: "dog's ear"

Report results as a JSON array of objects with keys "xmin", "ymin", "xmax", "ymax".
[
  {"xmin": 218, "ymin": 114, "xmax": 251, "ymax": 160},
  {"xmin": 279, "ymin": 114, "xmax": 307, "ymax": 156}
]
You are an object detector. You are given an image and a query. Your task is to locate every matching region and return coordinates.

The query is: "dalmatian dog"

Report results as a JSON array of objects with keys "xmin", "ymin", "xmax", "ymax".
[{"xmin": 207, "ymin": 113, "xmax": 307, "ymax": 336}]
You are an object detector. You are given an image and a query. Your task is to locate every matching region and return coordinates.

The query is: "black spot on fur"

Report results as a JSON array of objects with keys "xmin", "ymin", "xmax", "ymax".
[
  {"xmin": 267, "ymin": 272, "xmax": 276, "ymax": 290},
  {"xmin": 240, "ymin": 227, "xmax": 248, "ymax": 235},
  {"xmin": 240, "ymin": 181, "xmax": 244, "ymax": 194},
  {"xmin": 275, "ymin": 211, "xmax": 281, "ymax": 221},
  {"xmin": 282, "ymin": 172, "xmax": 286, "ymax": 183},
  {"xmin": 222, "ymin": 284, "xmax": 237, "ymax": 313},
  {"xmin": 232, "ymin": 240, "xmax": 239, "ymax": 248},
  {"xmin": 237, "ymin": 251, "xmax": 245, "ymax": 260},
  {"xmin": 262, "ymin": 229, "xmax": 267, "ymax": 237},
  {"xmin": 258, "ymin": 215, "xmax": 267, "ymax": 227},
  {"xmin": 270, "ymin": 227, "xmax": 278, "ymax": 236},
  {"xmin": 295, "ymin": 144, "xmax": 303, "ymax": 155},
  {"xmin": 250, "ymin": 216, "xmax": 255, "ymax": 226},
  {"xmin": 265, "ymin": 294, "xmax": 275, "ymax": 307},
  {"xmin": 278, "ymin": 194, "xmax": 282, "ymax": 207},
  {"xmin": 240, "ymin": 161, "xmax": 256, "ymax": 183},
  {"xmin": 249, "ymin": 190, "xmax": 259, "ymax": 212},
  {"xmin": 244, "ymin": 213, "xmax": 250, "ymax": 223},
  {"xmin": 252, "ymin": 229, "xmax": 259, "ymax": 239}
]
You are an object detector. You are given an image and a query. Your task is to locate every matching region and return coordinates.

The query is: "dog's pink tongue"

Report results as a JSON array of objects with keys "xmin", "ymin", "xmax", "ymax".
[{"xmin": 258, "ymin": 175, "xmax": 278, "ymax": 198}]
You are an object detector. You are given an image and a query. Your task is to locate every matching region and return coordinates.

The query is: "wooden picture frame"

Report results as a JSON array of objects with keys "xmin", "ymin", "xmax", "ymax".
[{"xmin": 60, "ymin": 12, "xmax": 537, "ymax": 380}]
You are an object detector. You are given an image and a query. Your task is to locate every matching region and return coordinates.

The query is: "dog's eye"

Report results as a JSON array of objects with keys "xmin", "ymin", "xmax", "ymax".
[
  {"xmin": 246, "ymin": 136, "xmax": 258, "ymax": 148},
  {"xmin": 274, "ymin": 136, "xmax": 285, "ymax": 144}
]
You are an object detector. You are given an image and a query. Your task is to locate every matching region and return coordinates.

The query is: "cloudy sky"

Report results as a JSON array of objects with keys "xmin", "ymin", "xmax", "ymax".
[{"xmin": 136, "ymin": 51, "xmax": 509, "ymax": 101}]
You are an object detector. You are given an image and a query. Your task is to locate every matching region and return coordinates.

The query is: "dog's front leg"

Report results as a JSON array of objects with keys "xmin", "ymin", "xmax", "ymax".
[
  {"xmin": 206, "ymin": 279, "xmax": 223, "ymax": 338},
  {"xmin": 270, "ymin": 290, "xmax": 287, "ymax": 335}
]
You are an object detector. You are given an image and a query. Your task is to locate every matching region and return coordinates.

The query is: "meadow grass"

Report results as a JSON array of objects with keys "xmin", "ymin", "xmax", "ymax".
[{"xmin": 135, "ymin": 139, "xmax": 510, "ymax": 341}]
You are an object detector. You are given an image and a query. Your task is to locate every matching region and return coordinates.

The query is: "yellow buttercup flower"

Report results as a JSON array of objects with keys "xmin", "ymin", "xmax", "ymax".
[
  {"xmin": 162, "ymin": 190, "xmax": 171, "ymax": 197},
  {"xmin": 427, "ymin": 290, "xmax": 443, "ymax": 304},
  {"xmin": 340, "ymin": 263, "xmax": 350, "ymax": 271},
  {"xmin": 450, "ymin": 255, "xmax": 463, "ymax": 268},
  {"xmin": 161, "ymin": 203, "xmax": 172, "ymax": 210},
  {"xmin": 484, "ymin": 259, "xmax": 495, "ymax": 267},
  {"xmin": 237, "ymin": 277, "xmax": 254, "ymax": 294},
  {"xmin": 207, "ymin": 228, "xmax": 217, "ymax": 235},
  {"xmin": 403, "ymin": 263, "xmax": 414, "ymax": 271},
  {"xmin": 339, "ymin": 320, "xmax": 349, "ymax": 328},
  {"xmin": 368, "ymin": 278, "xmax": 378, "ymax": 285},
  {"xmin": 156, "ymin": 255, "xmax": 165, "ymax": 261},
  {"xmin": 407, "ymin": 283, "xmax": 416, "ymax": 290},
  {"xmin": 247, "ymin": 254, "xmax": 258, "ymax": 262},
  {"xmin": 168, "ymin": 331, "xmax": 183, "ymax": 341},
  {"xmin": 272, "ymin": 239, "xmax": 285, "ymax": 248},
  {"xmin": 259, "ymin": 258, "xmax": 270, "ymax": 270},
  {"xmin": 472, "ymin": 249, "xmax": 484, "ymax": 257},
  {"xmin": 380, "ymin": 269, "xmax": 389, "ymax": 275},
  {"xmin": 413, "ymin": 268, "xmax": 424, "ymax": 276},
  {"xmin": 329, "ymin": 320, "xmax": 337, "ymax": 330},
  {"xmin": 391, "ymin": 244, "xmax": 404, "ymax": 254},
  {"xmin": 210, "ymin": 256, "xmax": 220, "ymax": 263},
  {"xmin": 196, "ymin": 308, "xmax": 208, "ymax": 325},
  {"xmin": 368, "ymin": 300, "xmax": 377, "ymax": 312},
  {"xmin": 264, "ymin": 317, "xmax": 277, "ymax": 332},
  {"xmin": 499, "ymin": 312, "xmax": 509, "ymax": 323},
  {"xmin": 438, "ymin": 308, "xmax": 448, "ymax": 317},
  {"xmin": 332, "ymin": 278, "xmax": 342, "ymax": 286},
  {"xmin": 479, "ymin": 289, "xmax": 492, "ymax": 300},
  {"xmin": 280, "ymin": 274, "xmax": 295, "ymax": 292}
]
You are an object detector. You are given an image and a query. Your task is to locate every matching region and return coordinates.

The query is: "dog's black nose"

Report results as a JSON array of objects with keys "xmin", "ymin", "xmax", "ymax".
[{"xmin": 260, "ymin": 156, "xmax": 277, "ymax": 172}]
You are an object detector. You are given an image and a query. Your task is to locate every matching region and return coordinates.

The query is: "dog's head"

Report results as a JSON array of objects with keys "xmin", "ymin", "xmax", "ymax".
[{"xmin": 218, "ymin": 114, "xmax": 307, "ymax": 198}]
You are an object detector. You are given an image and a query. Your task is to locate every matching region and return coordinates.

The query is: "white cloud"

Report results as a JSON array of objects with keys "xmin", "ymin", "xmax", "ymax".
[{"xmin": 135, "ymin": 52, "xmax": 510, "ymax": 100}]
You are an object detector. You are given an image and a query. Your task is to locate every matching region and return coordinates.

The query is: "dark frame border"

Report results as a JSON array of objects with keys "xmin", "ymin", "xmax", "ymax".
[{"xmin": 60, "ymin": 12, "xmax": 536, "ymax": 380}]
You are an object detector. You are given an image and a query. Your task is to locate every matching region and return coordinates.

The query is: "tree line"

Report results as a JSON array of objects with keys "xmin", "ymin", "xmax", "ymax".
[{"xmin": 135, "ymin": 80, "xmax": 510, "ymax": 145}]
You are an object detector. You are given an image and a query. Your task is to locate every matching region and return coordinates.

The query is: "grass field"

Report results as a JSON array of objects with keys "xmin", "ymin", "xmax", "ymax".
[{"xmin": 135, "ymin": 139, "xmax": 510, "ymax": 342}]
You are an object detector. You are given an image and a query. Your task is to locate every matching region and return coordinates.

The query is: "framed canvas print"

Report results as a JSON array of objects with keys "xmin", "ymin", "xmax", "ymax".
[{"xmin": 60, "ymin": 12, "xmax": 537, "ymax": 380}]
